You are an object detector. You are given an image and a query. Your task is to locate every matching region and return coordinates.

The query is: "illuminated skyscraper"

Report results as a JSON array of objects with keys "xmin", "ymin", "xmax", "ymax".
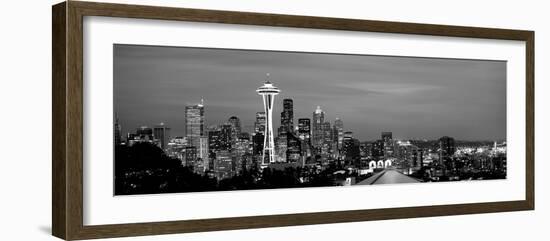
[
  {"xmin": 127, "ymin": 126, "xmax": 154, "ymax": 146},
  {"xmin": 220, "ymin": 124, "xmax": 232, "ymax": 150},
  {"xmin": 298, "ymin": 118, "xmax": 311, "ymax": 155},
  {"xmin": 275, "ymin": 135, "xmax": 287, "ymax": 162},
  {"xmin": 256, "ymin": 74, "xmax": 280, "ymax": 165},
  {"xmin": 312, "ymin": 106, "xmax": 325, "ymax": 151},
  {"xmin": 381, "ymin": 131, "xmax": 393, "ymax": 157},
  {"xmin": 254, "ymin": 112, "xmax": 266, "ymax": 134},
  {"xmin": 252, "ymin": 132, "xmax": 264, "ymax": 155},
  {"xmin": 199, "ymin": 136, "xmax": 209, "ymax": 169},
  {"xmin": 153, "ymin": 122, "xmax": 170, "ymax": 150},
  {"xmin": 334, "ymin": 118, "xmax": 344, "ymax": 150},
  {"xmin": 322, "ymin": 121, "xmax": 332, "ymax": 154},
  {"xmin": 185, "ymin": 100, "xmax": 205, "ymax": 148},
  {"xmin": 281, "ymin": 98, "xmax": 294, "ymax": 133},
  {"xmin": 184, "ymin": 146, "xmax": 197, "ymax": 167},
  {"xmin": 412, "ymin": 148, "xmax": 424, "ymax": 168},
  {"xmin": 208, "ymin": 129, "xmax": 223, "ymax": 152},
  {"xmin": 136, "ymin": 126, "xmax": 153, "ymax": 141},
  {"xmin": 298, "ymin": 118, "xmax": 311, "ymax": 139},
  {"xmin": 233, "ymin": 135, "xmax": 251, "ymax": 173},
  {"xmin": 342, "ymin": 131, "xmax": 360, "ymax": 161},
  {"xmin": 438, "ymin": 136, "xmax": 456, "ymax": 164},
  {"xmin": 286, "ymin": 132, "xmax": 301, "ymax": 162},
  {"xmin": 332, "ymin": 125, "xmax": 338, "ymax": 149},
  {"xmin": 227, "ymin": 116, "xmax": 241, "ymax": 146},
  {"xmin": 382, "ymin": 132, "xmax": 392, "ymax": 143},
  {"xmin": 372, "ymin": 139, "xmax": 384, "ymax": 157},
  {"xmin": 114, "ymin": 115, "xmax": 122, "ymax": 145}
]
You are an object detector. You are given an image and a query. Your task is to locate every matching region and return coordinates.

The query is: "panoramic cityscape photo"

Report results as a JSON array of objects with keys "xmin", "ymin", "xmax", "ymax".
[{"xmin": 113, "ymin": 44, "xmax": 507, "ymax": 195}]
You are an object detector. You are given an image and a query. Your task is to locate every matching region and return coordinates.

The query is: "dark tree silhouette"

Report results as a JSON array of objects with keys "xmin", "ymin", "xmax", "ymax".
[{"xmin": 115, "ymin": 142, "xmax": 217, "ymax": 195}]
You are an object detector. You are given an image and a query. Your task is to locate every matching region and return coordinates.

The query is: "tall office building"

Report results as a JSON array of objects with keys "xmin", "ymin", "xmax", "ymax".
[
  {"xmin": 322, "ymin": 121, "xmax": 332, "ymax": 154},
  {"xmin": 128, "ymin": 127, "xmax": 152, "ymax": 146},
  {"xmin": 114, "ymin": 116, "xmax": 122, "ymax": 145},
  {"xmin": 208, "ymin": 125, "xmax": 231, "ymax": 152},
  {"xmin": 277, "ymin": 125, "xmax": 286, "ymax": 137},
  {"xmin": 199, "ymin": 136, "xmax": 209, "ymax": 170},
  {"xmin": 359, "ymin": 142, "xmax": 370, "ymax": 158},
  {"xmin": 331, "ymin": 125, "xmax": 339, "ymax": 150},
  {"xmin": 256, "ymin": 76, "xmax": 280, "ymax": 165},
  {"xmin": 412, "ymin": 148, "xmax": 424, "ymax": 168},
  {"xmin": 153, "ymin": 122, "xmax": 171, "ymax": 150},
  {"xmin": 312, "ymin": 106, "xmax": 325, "ymax": 151},
  {"xmin": 136, "ymin": 126, "xmax": 154, "ymax": 141},
  {"xmin": 233, "ymin": 136, "xmax": 250, "ymax": 157},
  {"xmin": 372, "ymin": 139, "xmax": 384, "ymax": 157},
  {"xmin": 213, "ymin": 150, "xmax": 233, "ymax": 180},
  {"xmin": 280, "ymin": 98, "xmax": 294, "ymax": 133},
  {"xmin": 185, "ymin": 100, "xmax": 205, "ymax": 148},
  {"xmin": 381, "ymin": 131, "xmax": 394, "ymax": 157},
  {"xmin": 227, "ymin": 116, "xmax": 241, "ymax": 142},
  {"xmin": 233, "ymin": 136, "xmax": 251, "ymax": 173},
  {"xmin": 334, "ymin": 118, "xmax": 344, "ymax": 151},
  {"xmin": 184, "ymin": 146, "xmax": 197, "ymax": 167},
  {"xmin": 275, "ymin": 135, "xmax": 287, "ymax": 162},
  {"xmin": 298, "ymin": 118, "xmax": 311, "ymax": 141},
  {"xmin": 219, "ymin": 124, "xmax": 232, "ymax": 150},
  {"xmin": 286, "ymin": 133, "xmax": 301, "ymax": 162},
  {"xmin": 252, "ymin": 132, "xmax": 264, "ymax": 155},
  {"xmin": 382, "ymin": 132, "xmax": 392, "ymax": 143},
  {"xmin": 208, "ymin": 130, "xmax": 222, "ymax": 152},
  {"xmin": 254, "ymin": 112, "xmax": 266, "ymax": 134},
  {"xmin": 439, "ymin": 136, "xmax": 456, "ymax": 164},
  {"xmin": 342, "ymin": 131, "xmax": 360, "ymax": 161},
  {"xmin": 297, "ymin": 118, "xmax": 311, "ymax": 156}
]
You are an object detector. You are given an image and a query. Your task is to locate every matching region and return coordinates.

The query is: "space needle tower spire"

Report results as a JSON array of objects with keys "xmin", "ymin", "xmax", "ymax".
[{"xmin": 256, "ymin": 73, "xmax": 280, "ymax": 165}]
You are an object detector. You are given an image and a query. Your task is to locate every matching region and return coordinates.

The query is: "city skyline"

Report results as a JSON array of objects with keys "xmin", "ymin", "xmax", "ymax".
[
  {"xmin": 114, "ymin": 44, "xmax": 507, "ymax": 195},
  {"xmin": 114, "ymin": 44, "xmax": 506, "ymax": 141}
]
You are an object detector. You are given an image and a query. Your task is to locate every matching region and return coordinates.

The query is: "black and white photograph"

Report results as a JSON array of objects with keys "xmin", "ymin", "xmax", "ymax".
[{"xmin": 113, "ymin": 44, "xmax": 507, "ymax": 195}]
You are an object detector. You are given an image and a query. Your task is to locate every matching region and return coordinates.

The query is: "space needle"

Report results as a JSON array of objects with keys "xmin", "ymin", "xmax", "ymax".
[{"xmin": 256, "ymin": 73, "xmax": 280, "ymax": 165}]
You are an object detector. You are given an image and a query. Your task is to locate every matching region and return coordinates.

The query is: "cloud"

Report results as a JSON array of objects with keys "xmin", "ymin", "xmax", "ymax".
[{"xmin": 114, "ymin": 44, "xmax": 506, "ymax": 141}]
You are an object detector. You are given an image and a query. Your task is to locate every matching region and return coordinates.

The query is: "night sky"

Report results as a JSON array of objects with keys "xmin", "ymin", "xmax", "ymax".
[{"xmin": 114, "ymin": 44, "xmax": 506, "ymax": 141}]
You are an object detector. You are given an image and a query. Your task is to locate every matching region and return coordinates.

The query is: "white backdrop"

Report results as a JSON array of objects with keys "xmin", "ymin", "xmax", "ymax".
[{"xmin": 0, "ymin": 0, "xmax": 547, "ymax": 241}]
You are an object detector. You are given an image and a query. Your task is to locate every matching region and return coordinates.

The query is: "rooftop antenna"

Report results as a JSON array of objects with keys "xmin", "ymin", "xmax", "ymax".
[{"xmin": 265, "ymin": 73, "xmax": 271, "ymax": 83}]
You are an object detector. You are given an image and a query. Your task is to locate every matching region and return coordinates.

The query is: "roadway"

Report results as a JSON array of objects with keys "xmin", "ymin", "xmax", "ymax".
[{"xmin": 357, "ymin": 169, "xmax": 421, "ymax": 185}]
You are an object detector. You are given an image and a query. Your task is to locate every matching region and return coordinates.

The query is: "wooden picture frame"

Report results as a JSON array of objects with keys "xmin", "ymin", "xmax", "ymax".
[{"xmin": 52, "ymin": 1, "xmax": 534, "ymax": 240}]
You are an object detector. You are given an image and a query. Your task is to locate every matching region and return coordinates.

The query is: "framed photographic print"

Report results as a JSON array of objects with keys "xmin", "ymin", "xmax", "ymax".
[{"xmin": 52, "ymin": 1, "xmax": 534, "ymax": 240}]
